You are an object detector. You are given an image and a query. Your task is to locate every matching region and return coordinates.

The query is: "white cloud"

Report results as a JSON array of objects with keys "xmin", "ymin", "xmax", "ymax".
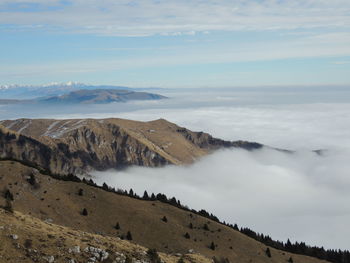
[
  {"xmin": 333, "ymin": 61, "xmax": 350, "ymax": 65},
  {"xmin": 91, "ymin": 147, "xmax": 350, "ymax": 250},
  {"xmin": 0, "ymin": 0, "xmax": 349, "ymax": 36}
]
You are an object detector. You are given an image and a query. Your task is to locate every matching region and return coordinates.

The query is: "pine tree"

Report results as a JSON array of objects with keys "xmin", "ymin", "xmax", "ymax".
[
  {"xmin": 210, "ymin": 241, "xmax": 216, "ymax": 250},
  {"xmin": 288, "ymin": 257, "xmax": 293, "ymax": 263},
  {"xmin": 265, "ymin": 248, "xmax": 271, "ymax": 257},
  {"xmin": 3, "ymin": 188, "xmax": 14, "ymax": 201},
  {"xmin": 189, "ymin": 222, "xmax": 193, "ymax": 229},
  {"xmin": 115, "ymin": 222, "xmax": 120, "ymax": 230},
  {"xmin": 143, "ymin": 191, "xmax": 149, "ymax": 200},
  {"xmin": 150, "ymin": 193, "xmax": 156, "ymax": 200},
  {"xmin": 162, "ymin": 216, "xmax": 168, "ymax": 222},
  {"xmin": 82, "ymin": 208, "xmax": 88, "ymax": 216},
  {"xmin": 184, "ymin": 232, "xmax": 190, "ymax": 239},
  {"xmin": 102, "ymin": 182, "xmax": 109, "ymax": 191},
  {"xmin": 126, "ymin": 231, "xmax": 132, "ymax": 240}
]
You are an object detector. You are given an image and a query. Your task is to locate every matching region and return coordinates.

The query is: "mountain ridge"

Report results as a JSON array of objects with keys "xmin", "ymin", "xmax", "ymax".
[
  {"xmin": 0, "ymin": 117, "xmax": 262, "ymax": 175},
  {"xmin": 0, "ymin": 88, "xmax": 166, "ymax": 104}
]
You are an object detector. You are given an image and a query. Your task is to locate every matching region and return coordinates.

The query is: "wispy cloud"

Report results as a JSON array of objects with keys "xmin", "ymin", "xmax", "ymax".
[
  {"xmin": 0, "ymin": 0, "xmax": 349, "ymax": 36},
  {"xmin": 332, "ymin": 60, "xmax": 350, "ymax": 65},
  {"xmin": 1, "ymin": 31, "xmax": 349, "ymax": 80}
]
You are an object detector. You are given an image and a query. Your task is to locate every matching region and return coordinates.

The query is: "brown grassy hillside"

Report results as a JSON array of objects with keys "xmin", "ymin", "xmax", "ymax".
[
  {"xmin": 0, "ymin": 160, "xmax": 329, "ymax": 263},
  {"xmin": 0, "ymin": 209, "xmax": 211, "ymax": 263}
]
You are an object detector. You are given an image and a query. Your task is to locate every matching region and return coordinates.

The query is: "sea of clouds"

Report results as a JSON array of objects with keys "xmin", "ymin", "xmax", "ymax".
[{"xmin": 1, "ymin": 87, "xmax": 349, "ymax": 250}]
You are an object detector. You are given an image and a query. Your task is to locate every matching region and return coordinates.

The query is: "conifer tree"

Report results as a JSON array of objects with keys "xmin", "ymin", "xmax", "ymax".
[
  {"xmin": 265, "ymin": 248, "xmax": 271, "ymax": 257},
  {"xmin": 82, "ymin": 208, "xmax": 88, "ymax": 216},
  {"xmin": 126, "ymin": 231, "xmax": 132, "ymax": 240},
  {"xmin": 143, "ymin": 191, "xmax": 149, "ymax": 200},
  {"xmin": 210, "ymin": 241, "xmax": 216, "ymax": 250}
]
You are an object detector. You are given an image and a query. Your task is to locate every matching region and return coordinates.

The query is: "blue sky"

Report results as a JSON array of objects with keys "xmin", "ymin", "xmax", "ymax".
[{"xmin": 0, "ymin": 0, "xmax": 350, "ymax": 87}]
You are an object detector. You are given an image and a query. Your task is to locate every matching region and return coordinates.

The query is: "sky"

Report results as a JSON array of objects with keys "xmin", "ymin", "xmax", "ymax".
[{"xmin": 0, "ymin": 0, "xmax": 350, "ymax": 87}]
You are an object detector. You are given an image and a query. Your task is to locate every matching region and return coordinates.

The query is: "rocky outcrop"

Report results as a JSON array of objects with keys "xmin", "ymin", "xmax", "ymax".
[
  {"xmin": 0, "ymin": 123, "xmax": 169, "ymax": 175},
  {"xmin": 175, "ymin": 127, "xmax": 262, "ymax": 150},
  {"xmin": 0, "ymin": 118, "xmax": 263, "ymax": 175}
]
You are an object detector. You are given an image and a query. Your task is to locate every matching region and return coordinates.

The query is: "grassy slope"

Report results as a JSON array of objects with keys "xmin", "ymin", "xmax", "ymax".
[
  {"xmin": 0, "ymin": 160, "xmax": 329, "ymax": 263},
  {"xmin": 0, "ymin": 209, "xmax": 210, "ymax": 263}
]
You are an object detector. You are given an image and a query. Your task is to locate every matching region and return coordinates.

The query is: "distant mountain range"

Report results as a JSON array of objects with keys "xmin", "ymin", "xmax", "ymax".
[
  {"xmin": 0, "ymin": 82, "xmax": 160, "ymax": 99},
  {"xmin": 0, "ymin": 86, "xmax": 167, "ymax": 105}
]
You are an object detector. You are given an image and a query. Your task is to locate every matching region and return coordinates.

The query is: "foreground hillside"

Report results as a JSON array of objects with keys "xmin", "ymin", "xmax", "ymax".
[
  {"xmin": 0, "ymin": 160, "xmax": 329, "ymax": 263},
  {"xmin": 0, "ymin": 118, "xmax": 261, "ymax": 175},
  {"xmin": 0, "ymin": 209, "xmax": 211, "ymax": 263}
]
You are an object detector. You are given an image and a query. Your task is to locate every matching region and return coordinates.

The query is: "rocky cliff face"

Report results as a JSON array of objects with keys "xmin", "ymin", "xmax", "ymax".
[{"xmin": 0, "ymin": 118, "xmax": 263, "ymax": 175}]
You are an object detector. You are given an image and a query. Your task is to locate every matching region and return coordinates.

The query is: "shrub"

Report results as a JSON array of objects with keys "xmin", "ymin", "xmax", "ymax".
[
  {"xmin": 265, "ymin": 248, "xmax": 271, "ymax": 258},
  {"xmin": 24, "ymin": 239, "xmax": 33, "ymax": 248},
  {"xmin": 213, "ymin": 257, "xmax": 230, "ymax": 263},
  {"xmin": 78, "ymin": 188, "xmax": 84, "ymax": 196},
  {"xmin": 126, "ymin": 231, "xmax": 132, "ymax": 240},
  {"xmin": 210, "ymin": 241, "xmax": 216, "ymax": 250},
  {"xmin": 125, "ymin": 255, "xmax": 133, "ymax": 263},
  {"xmin": 3, "ymin": 188, "xmax": 14, "ymax": 201},
  {"xmin": 162, "ymin": 216, "xmax": 168, "ymax": 222},
  {"xmin": 147, "ymin": 248, "xmax": 162, "ymax": 263},
  {"xmin": 81, "ymin": 208, "xmax": 88, "ymax": 216},
  {"xmin": 184, "ymin": 232, "xmax": 190, "ymax": 239},
  {"xmin": 3, "ymin": 199, "xmax": 13, "ymax": 213},
  {"xmin": 27, "ymin": 173, "xmax": 40, "ymax": 189}
]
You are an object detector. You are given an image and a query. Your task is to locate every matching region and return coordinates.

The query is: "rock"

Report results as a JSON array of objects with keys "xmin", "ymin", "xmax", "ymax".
[
  {"xmin": 10, "ymin": 234, "xmax": 18, "ymax": 240},
  {"xmin": 68, "ymin": 246, "xmax": 80, "ymax": 254},
  {"xmin": 188, "ymin": 249, "xmax": 194, "ymax": 253},
  {"xmin": 85, "ymin": 246, "xmax": 109, "ymax": 261},
  {"xmin": 67, "ymin": 260, "xmax": 75, "ymax": 263},
  {"xmin": 88, "ymin": 257, "xmax": 97, "ymax": 263},
  {"xmin": 44, "ymin": 255, "xmax": 55, "ymax": 263}
]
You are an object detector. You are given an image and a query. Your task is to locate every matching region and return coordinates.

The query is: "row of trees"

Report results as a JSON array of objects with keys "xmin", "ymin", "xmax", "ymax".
[{"xmin": 90, "ymin": 180, "xmax": 350, "ymax": 263}]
